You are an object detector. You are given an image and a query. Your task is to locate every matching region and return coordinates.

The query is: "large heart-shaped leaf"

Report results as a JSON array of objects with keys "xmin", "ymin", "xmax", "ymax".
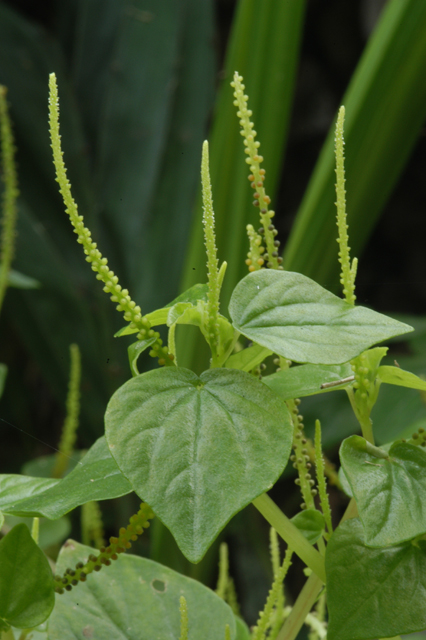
[
  {"xmin": 0, "ymin": 524, "xmax": 55, "ymax": 630},
  {"xmin": 0, "ymin": 437, "xmax": 132, "ymax": 519},
  {"xmin": 229, "ymin": 270, "xmax": 412, "ymax": 364},
  {"xmin": 326, "ymin": 518, "xmax": 426, "ymax": 640},
  {"xmin": 340, "ymin": 436, "xmax": 426, "ymax": 546},
  {"xmin": 48, "ymin": 539, "xmax": 237, "ymax": 640},
  {"xmin": 262, "ymin": 363, "xmax": 353, "ymax": 399},
  {"xmin": 105, "ymin": 367, "xmax": 293, "ymax": 562}
]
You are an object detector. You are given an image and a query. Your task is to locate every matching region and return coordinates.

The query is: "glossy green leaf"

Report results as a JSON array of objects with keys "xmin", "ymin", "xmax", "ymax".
[
  {"xmin": 377, "ymin": 365, "xmax": 426, "ymax": 390},
  {"xmin": 0, "ymin": 476, "xmax": 59, "ymax": 512},
  {"xmin": 128, "ymin": 337, "xmax": 157, "ymax": 376},
  {"xmin": 229, "ymin": 270, "xmax": 412, "ymax": 364},
  {"xmin": 105, "ymin": 367, "xmax": 293, "ymax": 562},
  {"xmin": 48, "ymin": 539, "xmax": 237, "ymax": 640},
  {"xmin": 291, "ymin": 509, "xmax": 325, "ymax": 545},
  {"xmin": 0, "ymin": 524, "xmax": 54, "ymax": 630},
  {"xmin": 0, "ymin": 437, "xmax": 132, "ymax": 519},
  {"xmin": 262, "ymin": 363, "xmax": 353, "ymax": 399},
  {"xmin": 0, "ymin": 363, "xmax": 7, "ymax": 399},
  {"xmin": 340, "ymin": 436, "xmax": 426, "ymax": 546},
  {"xmin": 326, "ymin": 518, "xmax": 426, "ymax": 640},
  {"xmin": 224, "ymin": 344, "xmax": 272, "ymax": 372}
]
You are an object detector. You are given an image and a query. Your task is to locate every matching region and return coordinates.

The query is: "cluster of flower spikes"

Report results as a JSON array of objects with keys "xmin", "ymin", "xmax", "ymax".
[
  {"xmin": 231, "ymin": 72, "xmax": 283, "ymax": 273},
  {"xmin": 48, "ymin": 72, "xmax": 173, "ymax": 368},
  {"xmin": 54, "ymin": 503, "xmax": 154, "ymax": 594},
  {"xmin": 288, "ymin": 398, "xmax": 318, "ymax": 510}
]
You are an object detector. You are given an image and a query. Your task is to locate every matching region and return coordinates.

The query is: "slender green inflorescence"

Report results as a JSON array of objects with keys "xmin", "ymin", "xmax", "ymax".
[
  {"xmin": 215, "ymin": 541, "xmax": 240, "ymax": 615},
  {"xmin": 245, "ymin": 224, "xmax": 265, "ymax": 271},
  {"xmin": 81, "ymin": 500, "xmax": 106, "ymax": 550},
  {"xmin": 0, "ymin": 86, "xmax": 19, "ymax": 315},
  {"xmin": 52, "ymin": 343, "xmax": 81, "ymax": 478},
  {"xmin": 54, "ymin": 503, "xmax": 154, "ymax": 594},
  {"xmin": 179, "ymin": 596, "xmax": 189, "ymax": 640},
  {"xmin": 231, "ymin": 73, "xmax": 282, "ymax": 272},
  {"xmin": 48, "ymin": 73, "xmax": 173, "ymax": 367},
  {"xmin": 201, "ymin": 140, "xmax": 221, "ymax": 365},
  {"xmin": 314, "ymin": 420, "xmax": 333, "ymax": 536},
  {"xmin": 224, "ymin": 625, "xmax": 232, "ymax": 640},
  {"xmin": 252, "ymin": 547, "xmax": 293, "ymax": 640},
  {"xmin": 269, "ymin": 528, "xmax": 286, "ymax": 639},
  {"xmin": 31, "ymin": 517, "xmax": 39, "ymax": 545},
  {"xmin": 335, "ymin": 106, "xmax": 357, "ymax": 305},
  {"xmin": 215, "ymin": 541, "xmax": 229, "ymax": 599}
]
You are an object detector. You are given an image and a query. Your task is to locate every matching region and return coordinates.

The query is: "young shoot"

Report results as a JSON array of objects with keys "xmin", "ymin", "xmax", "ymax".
[
  {"xmin": 0, "ymin": 86, "xmax": 19, "ymax": 315},
  {"xmin": 335, "ymin": 106, "xmax": 357, "ymax": 305},
  {"xmin": 179, "ymin": 596, "xmax": 189, "ymax": 640}
]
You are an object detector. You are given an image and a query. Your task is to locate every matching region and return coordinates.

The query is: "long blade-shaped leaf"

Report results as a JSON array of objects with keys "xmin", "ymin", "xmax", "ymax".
[{"xmin": 283, "ymin": 0, "xmax": 426, "ymax": 286}]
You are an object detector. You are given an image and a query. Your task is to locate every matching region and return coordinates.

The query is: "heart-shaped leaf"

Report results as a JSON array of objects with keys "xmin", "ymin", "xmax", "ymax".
[
  {"xmin": 262, "ymin": 363, "xmax": 353, "ymax": 399},
  {"xmin": 340, "ymin": 436, "xmax": 426, "ymax": 546},
  {"xmin": 105, "ymin": 367, "xmax": 293, "ymax": 562},
  {"xmin": 326, "ymin": 518, "xmax": 426, "ymax": 640},
  {"xmin": 0, "ymin": 437, "xmax": 132, "ymax": 519},
  {"xmin": 229, "ymin": 270, "xmax": 412, "ymax": 364},
  {"xmin": 48, "ymin": 539, "xmax": 237, "ymax": 639},
  {"xmin": 0, "ymin": 524, "xmax": 55, "ymax": 630}
]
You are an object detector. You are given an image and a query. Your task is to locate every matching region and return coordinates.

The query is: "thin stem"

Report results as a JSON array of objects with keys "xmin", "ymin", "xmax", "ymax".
[
  {"xmin": 314, "ymin": 420, "xmax": 333, "ymax": 535},
  {"xmin": 252, "ymin": 494, "xmax": 326, "ymax": 583}
]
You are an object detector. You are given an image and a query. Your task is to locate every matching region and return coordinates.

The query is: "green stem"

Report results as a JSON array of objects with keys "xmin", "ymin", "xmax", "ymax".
[
  {"xmin": 275, "ymin": 574, "xmax": 323, "ymax": 640},
  {"xmin": 252, "ymin": 494, "xmax": 326, "ymax": 583}
]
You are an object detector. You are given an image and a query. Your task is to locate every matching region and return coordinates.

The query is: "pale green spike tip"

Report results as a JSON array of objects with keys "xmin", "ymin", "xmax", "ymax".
[{"xmin": 334, "ymin": 105, "xmax": 356, "ymax": 305}]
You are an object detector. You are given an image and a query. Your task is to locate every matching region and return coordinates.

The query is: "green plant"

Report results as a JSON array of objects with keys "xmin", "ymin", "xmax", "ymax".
[{"xmin": 1, "ymin": 64, "xmax": 426, "ymax": 639}]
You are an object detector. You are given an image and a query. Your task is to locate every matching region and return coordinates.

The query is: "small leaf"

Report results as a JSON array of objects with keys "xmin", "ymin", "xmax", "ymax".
[
  {"xmin": 378, "ymin": 365, "xmax": 426, "ymax": 390},
  {"xmin": 262, "ymin": 363, "xmax": 353, "ymax": 399},
  {"xmin": 224, "ymin": 344, "xmax": 272, "ymax": 372},
  {"xmin": 291, "ymin": 509, "xmax": 325, "ymax": 545},
  {"xmin": 0, "ymin": 437, "xmax": 132, "ymax": 519},
  {"xmin": 326, "ymin": 518, "xmax": 426, "ymax": 640},
  {"xmin": 0, "ymin": 524, "xmax": 54, "ymax": 629},
  {"xmin": 48, "ymin": 539, "xmax": 237, "ymax": 639},
  {"xmin": 128, "ymin": 337, "xmax": 157, "ymax": 376},
  {"xmin": 105, "ymin": 367, "xmax": 293, "ymax": 562},
  {"xmin": 229, "ymin": 270, "xmax": 413, "ymax": 364},
  {"xmin": 115, "ymin": 284, "xmax": 210, "ymax": 336},
  {"xmin": 340, "ymin": 436, "xmax": 426, "ymax": 546}
]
